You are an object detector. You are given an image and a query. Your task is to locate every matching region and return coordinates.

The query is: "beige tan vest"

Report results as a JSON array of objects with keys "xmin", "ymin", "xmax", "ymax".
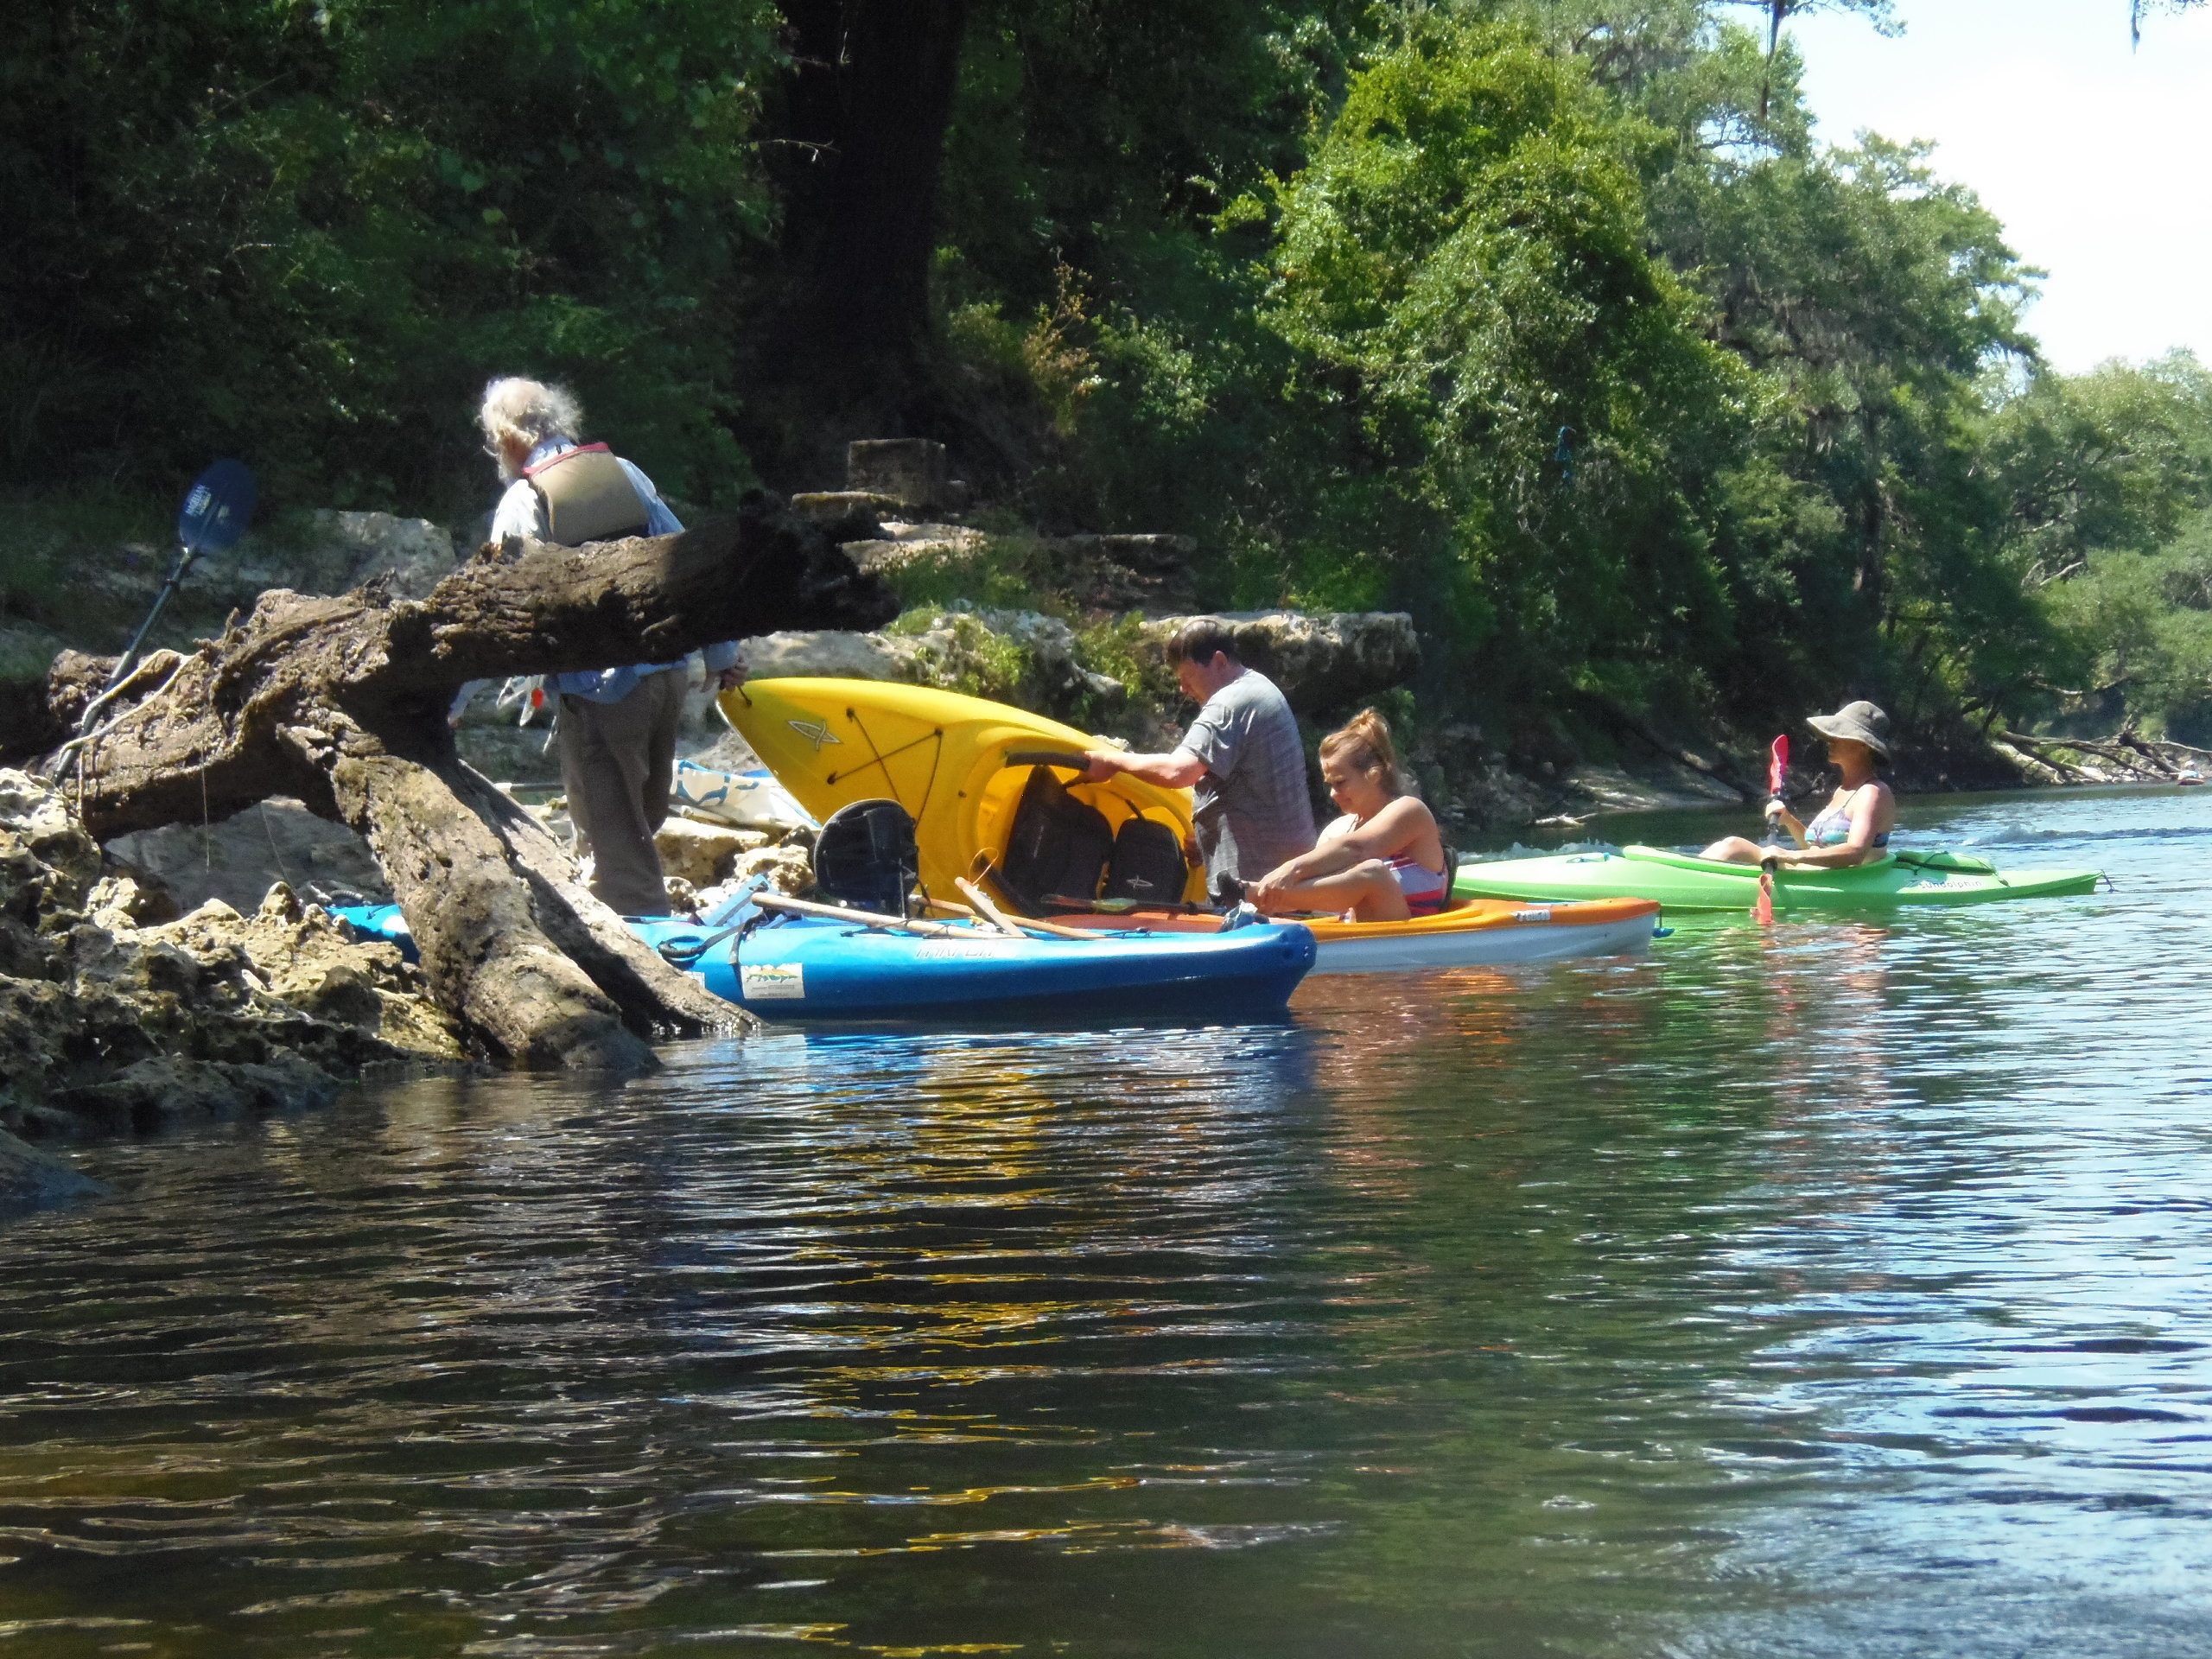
[{"xmin": 524, "ymin": 443, "xmax": 651, "ymax": 545}]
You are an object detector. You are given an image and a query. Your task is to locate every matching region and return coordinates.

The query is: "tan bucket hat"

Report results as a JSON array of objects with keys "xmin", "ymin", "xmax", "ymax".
[{"xmin": 1806, "ymin": 699, "xmax": 1891, "ymax": 760}]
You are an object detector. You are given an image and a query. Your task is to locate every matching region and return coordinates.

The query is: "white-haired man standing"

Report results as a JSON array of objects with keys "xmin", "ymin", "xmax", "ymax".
[{"xmin": 478, "ymin": 376, "xmax": 741, "ymax": 917}]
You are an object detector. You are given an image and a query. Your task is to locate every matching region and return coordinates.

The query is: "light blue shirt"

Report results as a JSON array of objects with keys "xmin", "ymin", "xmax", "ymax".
[{"xmin": 492, "ymin": 438, "xmax": 738, "ymax": 704}]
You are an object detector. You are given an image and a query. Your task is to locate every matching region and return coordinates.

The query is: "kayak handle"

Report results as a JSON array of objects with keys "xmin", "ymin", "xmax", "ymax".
[{"xmin": 1003, "ymin": 748, "xmax": 1088, "ymax": 770}]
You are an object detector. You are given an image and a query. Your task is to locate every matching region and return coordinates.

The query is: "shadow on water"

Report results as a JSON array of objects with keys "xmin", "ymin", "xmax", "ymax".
[{"xmin": 3, "ymin": 785, "xmax": 2212, "ymax": 1656}]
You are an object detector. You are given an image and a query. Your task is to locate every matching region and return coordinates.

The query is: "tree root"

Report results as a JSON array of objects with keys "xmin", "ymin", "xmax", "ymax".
[{"xmin": 31, "ymin": 497, "xmax": 894, "ymax": 1072}]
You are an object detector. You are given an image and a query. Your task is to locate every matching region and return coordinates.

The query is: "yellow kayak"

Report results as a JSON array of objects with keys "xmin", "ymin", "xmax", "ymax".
[
  {"xmin": 719, "ymin": 677, "xmax": 1209, "ymax": 906},
  {"xmin": 720, "ymin": 679, "xmax": 1658, "ymax": 974}
]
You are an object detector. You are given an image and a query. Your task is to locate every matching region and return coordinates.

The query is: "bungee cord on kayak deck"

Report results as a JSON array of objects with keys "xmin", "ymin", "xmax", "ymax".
[{"xmin": 824, "ymin": 709, "xmax": 946, "ymax": 830}]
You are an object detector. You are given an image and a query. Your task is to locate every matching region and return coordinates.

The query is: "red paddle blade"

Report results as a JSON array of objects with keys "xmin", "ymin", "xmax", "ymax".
[
  {"xmin": 1768, "ymin": 734, "xmax": 1789, "ymax": 798},
  {"xmin": 1754, "ymin": 868, "xmax": 1775, "ymax": 925}
]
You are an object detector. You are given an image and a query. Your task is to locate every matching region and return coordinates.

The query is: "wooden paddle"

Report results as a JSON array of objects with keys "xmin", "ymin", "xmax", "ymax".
[
  {"xmin": 953, "ymin": 878, "xmax": 1099, "ymax": 941},
  {"xmin": 753, "ymin": 892, "xmax": 966, "ymax": 938},
  {"xmin": 1755, "ymin": 734, "xmax": 1789, "ymax": 925},
  {"xmin": 1044, "ymin": 892, "xmax": 1218, "ymax": 917}
]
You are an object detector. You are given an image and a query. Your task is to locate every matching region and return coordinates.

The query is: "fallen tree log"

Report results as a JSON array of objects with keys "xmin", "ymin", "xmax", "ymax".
[
  {"xmin": 1992, "ymin": 728, "xmax": 2211, "ymax": 785},
  {"xmin": 30, "ymin": 496, "xmax": 896, "ymax": 1075}
]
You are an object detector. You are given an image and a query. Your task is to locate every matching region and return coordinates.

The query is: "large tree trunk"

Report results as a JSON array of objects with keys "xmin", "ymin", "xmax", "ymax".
[
  {"xmin": 38, "ymin": 497, "xmax": 895, "ymax": 1075},
  {"xmin": 774, "ymin": 0, "xmax": 970, "ymax": 387}
]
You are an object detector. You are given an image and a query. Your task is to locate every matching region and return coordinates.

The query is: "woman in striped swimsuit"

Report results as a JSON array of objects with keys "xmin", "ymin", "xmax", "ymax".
[{"xmin": 1248, "ymin": 710, "xmax": 1450, "ymax": 924}]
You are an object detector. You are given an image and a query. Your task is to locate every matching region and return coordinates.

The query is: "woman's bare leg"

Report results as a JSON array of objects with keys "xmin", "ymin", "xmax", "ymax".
[
  {"xmin": 1700, "ymin": 835, "xmax": 1770, "ymax": 864},
  {"xmin": 1252, "ymin": 859, "xmax": 1411, "ymax": 922}
]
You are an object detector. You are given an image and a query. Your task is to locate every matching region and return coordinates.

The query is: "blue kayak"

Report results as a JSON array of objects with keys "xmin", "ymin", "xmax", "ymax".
[
  {"xmin": 332, "ymin": 902, "xmax": 1315, "ymax": 1023},
  {"xmin": 333, "ymin": 903, "xmax": 416, "ymax": 956},
  {"xmin": 632, "ymin": 906, "xmax": 1315, "ymax": 1022}
]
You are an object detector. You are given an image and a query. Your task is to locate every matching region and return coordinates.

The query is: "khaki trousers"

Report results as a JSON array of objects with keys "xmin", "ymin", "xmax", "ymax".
[{"xmin": 558, "ymin": 668, "xmax": 688, "ymax": 916}]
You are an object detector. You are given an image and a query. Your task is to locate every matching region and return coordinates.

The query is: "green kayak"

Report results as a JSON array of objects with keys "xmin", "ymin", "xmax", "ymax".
[{"xmin": 1452, "ymin": 845, "xmax": 2103, "ymax": 912}]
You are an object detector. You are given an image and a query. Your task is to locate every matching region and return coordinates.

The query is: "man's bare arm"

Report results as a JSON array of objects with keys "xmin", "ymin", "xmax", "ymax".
[{"xmin": 1084, "ymin": 747, "xmax": 1206, "ymax": 788}]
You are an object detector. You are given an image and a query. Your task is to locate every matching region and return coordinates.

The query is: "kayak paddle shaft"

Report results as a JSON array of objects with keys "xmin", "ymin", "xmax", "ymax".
[{"xmin": 1755, "ymin": 734, "xmax": 1789, "ymax": 924}]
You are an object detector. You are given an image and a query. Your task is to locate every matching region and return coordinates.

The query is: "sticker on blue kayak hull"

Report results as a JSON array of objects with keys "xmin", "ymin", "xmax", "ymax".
[
  {"xmin": 915, "ymin": 938, "xmax": 1027, "ymax": 958},
  {"xmin": 741, "ymin": 963, "xmax": 806, "ymax": 1000}
]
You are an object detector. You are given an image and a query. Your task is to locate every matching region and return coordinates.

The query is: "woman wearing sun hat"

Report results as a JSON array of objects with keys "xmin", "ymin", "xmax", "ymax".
[{"xmin": 1700, "ymin": 701, "xmax": 1897, "ymax": 868}]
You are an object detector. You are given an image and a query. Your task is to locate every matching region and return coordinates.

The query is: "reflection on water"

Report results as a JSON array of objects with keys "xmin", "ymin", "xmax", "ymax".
[{"xmin": 3, "ymin": 787, "xmax": 2212, "ymax": 1656}]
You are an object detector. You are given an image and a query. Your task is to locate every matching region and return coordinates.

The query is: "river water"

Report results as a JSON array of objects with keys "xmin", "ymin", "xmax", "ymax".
[{"xmin": 4, "ymin": 786, "xmax": 2209, "ymax": 1657}]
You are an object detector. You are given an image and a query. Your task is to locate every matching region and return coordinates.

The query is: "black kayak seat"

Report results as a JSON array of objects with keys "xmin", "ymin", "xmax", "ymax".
[
  {"xmin": 1000, "ymin": 766, "xmax": 1114, "ymax": 912},
  {"xmin": 1103, "ymin": 814, "xmax": 1185, "ymax": 904},
  {"xmin": 813, "ymin": 798, "xmax": 920, "ymax": 915}
]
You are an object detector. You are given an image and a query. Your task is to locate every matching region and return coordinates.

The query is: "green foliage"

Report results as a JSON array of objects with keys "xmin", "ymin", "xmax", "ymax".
[
  {"xmin": 924, "ymin": 3, "xmax": 2207, "ymax": 753},
  {"xmin": 2041, "ymin": 518, "xmax": 2212, "ymax": 742},
  {"xmin": 1074, "ymin": 613, "xmax": 1180, "ymax": 713},
  {"xmin": 1998, "ymin": 358, "xmax": 2212, "ymax": 741},
  {"xmin": 3, "ymin": 0, "xmax": 782, "ymax": 512},
  {"xmin": 13, "ymin": 0, "xmax": 2212, "ymax": 770},
  {"xmin": 875, "ymin": 532, "xmax": 1054, "ymax": 615},
  {"xmin": 1262, "ymin": 19, "xmax": 1748, "ymax": 694},
  {"xmin": 887, "ymin": 607, "xmax": 1038, "ymax": 704},
  {"xmin": 1651, "ymin": 132, "xmax": 2038, "ymax": 724}
]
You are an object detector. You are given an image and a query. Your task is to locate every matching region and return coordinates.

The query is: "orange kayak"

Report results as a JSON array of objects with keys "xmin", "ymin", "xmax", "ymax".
[{"xmin": 1058, "ymin": 895, "xmax": 1659, "ymax": 974}]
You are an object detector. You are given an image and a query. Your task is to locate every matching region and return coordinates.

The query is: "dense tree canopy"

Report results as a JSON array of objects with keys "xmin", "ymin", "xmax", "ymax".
[{"xmin": 7, "ymin": 0, "xmax": 2209, "ymax": 756}]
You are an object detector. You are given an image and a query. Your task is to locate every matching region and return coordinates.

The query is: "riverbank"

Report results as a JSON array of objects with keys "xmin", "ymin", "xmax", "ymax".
[{"xmin": 0, "ymin": 470, "xmax": 2066, "ymax": 848}]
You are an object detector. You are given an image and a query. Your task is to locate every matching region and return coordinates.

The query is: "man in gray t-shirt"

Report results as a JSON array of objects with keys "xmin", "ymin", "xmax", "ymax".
[{"xmin": 1083, "ymin": 620, "xmax": 1317, "ymax": 890}]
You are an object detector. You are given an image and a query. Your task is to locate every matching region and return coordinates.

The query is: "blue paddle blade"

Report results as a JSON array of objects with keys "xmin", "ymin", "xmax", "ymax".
[{"xmin": 176, "ymin": 459, "xmax": 256, "ymax": 556}]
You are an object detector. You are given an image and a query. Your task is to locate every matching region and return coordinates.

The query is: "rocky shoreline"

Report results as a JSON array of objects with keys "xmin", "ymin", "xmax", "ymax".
[{"xmin": 0, "ymin": 769, "xmax": 467, "ymax": 1213}]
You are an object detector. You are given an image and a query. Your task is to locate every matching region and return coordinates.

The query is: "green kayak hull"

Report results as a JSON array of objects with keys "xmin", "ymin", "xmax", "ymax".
[{"xmin": 1452, "ymin": 846, "xmax": 2102, "ymax": 912}]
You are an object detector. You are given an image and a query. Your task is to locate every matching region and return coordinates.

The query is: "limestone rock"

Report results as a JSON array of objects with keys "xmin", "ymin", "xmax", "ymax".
[
  {"xmin": 741, "ymin": 607, "xmax": 1408, "ymax": 726},
  {"xmin": 1138, "ymin": 611, "xmax": 1419, "ymax": 712},
  {"xmin": 654, "ymin": 817, "xmax": 768, "ymax": 888},
  {"xmin": 0, "ymin": 772, "xmax": 466, "ymax": 1166},
  {"xmin": 0, "ymin": 766, "xmax": 104, "ymax": 896},
  {"xmin": 683, "ymin": 842, "xmax": 816, "ymax": 927},
  {"xmin": 847, "ymin": 439, "xmax": 950, "ymax": 511},
  {"xmin": 729, "ymin": 842, "xmax": 813, "ymax": 895},
  {"xmin": 0, "ymin": 1128, "xmax": 105, "ymax": 1214},
  {"xmin": 736, "ymin": 628, "xmax": 918, "ymax": 682},
  {"xmin": 49, "ymin": 1053, "xmax": 340, "ymax": 1136},
  {"xmin": 905, "ymin": 607, "xmax": 1124, "ymax": 715},
  {"xmin": 792, "ymin": 491, "xmax": 903, "ymax": 524},
  {"xmin": 842, "ymin": 520, "xmax": 988, "ymax": 576},
  {"xmin": 313, "ymin": 509, "xmax": 460, "ymax": 599},
  {"xmin": 735, "ymin": 607, "xmax": 1116, "ymax": 720},
  {"xmin": 107, "ymin": 797, "xmax": 393, "ymax": 914},
  {"xmin": 86, "ymin": 871, "xmax": 179, "ymax": 931}
]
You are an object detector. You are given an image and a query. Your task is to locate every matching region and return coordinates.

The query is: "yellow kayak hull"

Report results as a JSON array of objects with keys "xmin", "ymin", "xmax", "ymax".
[{"xmin": 717, "ymin": 677, "xmax": 1209, "ymax": 905}]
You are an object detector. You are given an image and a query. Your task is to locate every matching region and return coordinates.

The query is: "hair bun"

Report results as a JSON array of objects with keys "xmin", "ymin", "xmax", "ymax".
[{"xmin": 1319, "ymin": 708, "xmax": 1408, "ymax": 794}]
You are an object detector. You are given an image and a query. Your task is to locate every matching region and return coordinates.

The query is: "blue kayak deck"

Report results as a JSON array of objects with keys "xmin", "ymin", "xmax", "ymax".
[{"xmin": 634, "ymin": 909, "xmax": 1315, "ymax": 1022}]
